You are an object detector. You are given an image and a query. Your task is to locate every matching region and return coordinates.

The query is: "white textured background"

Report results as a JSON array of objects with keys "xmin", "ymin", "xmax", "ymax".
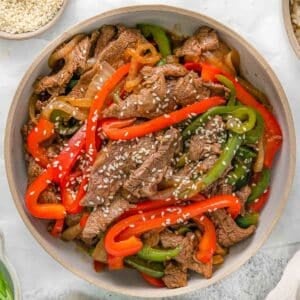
[{"xmin": 0, "ymin": 0, "xmax": 299, "ymax": 299}]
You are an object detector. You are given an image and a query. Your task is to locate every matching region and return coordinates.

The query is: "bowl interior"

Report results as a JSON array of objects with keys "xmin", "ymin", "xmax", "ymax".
[{"xmin": 5, "ymin": 6, "xmax": 295, "ymax": 298}]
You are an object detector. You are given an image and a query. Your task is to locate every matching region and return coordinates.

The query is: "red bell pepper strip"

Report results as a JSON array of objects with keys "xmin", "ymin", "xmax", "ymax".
[
  {"xmin": 25, "ymin": 168, "xmax": 66, "ymax": 219},
  {"xmin": 105, "ymin": 195, "xmax": 240, "ymax": 257},
  {"xmin": 104, "ymin": 207, "xmax": 178, "ymax": 257},
  {"xmin": 200, "ymin": 63, "xmax": 220, "ymax": 82},
  {"xmin": 193, "ymin": 215, "xmax": 216, "ymax": 263},
  {"xmin": 119, "ymin": 199, "xmax": 179, "ymax": 219},
  {"xmin": 248, "ymin": 188, "xmax": 270, "ymax": 213},
  {"xmin": 108, "ymin": 255, "xmax": 124, "ymax": 270},
  {"xmin": 103, "ymin": 97, "xmax": 225, "ymax": 140},
  {"xmin": 119, "ymin": 195, "xmax": 241, "ymax": 242},
  {"xmin": 67, "ymin": 176, "xmax": 88, "ymax": 214},
  {"xmin": 120, "ymin": 195, "xmax": 206, "ymax": 219},
  {"xmin": 184, "ymin": 62, "xmax": 202, "ymax": 74},
  {"xmin": 86, "ymin": 63, "xmax": 130, "ymax": 161},
  {"xmin": 60, "ymin": 171, "xmax": 82, "ymax": 211},
  {"xmin": 50, "ymin": 218, "xmax": 64, "ymax": 238},
  {"xmin": 27, "ymin": 118, "xmax": 55, "ymax": 168},
  {"xmin": 51, "ymin": 125, "xmax": 86, "ymax": 182},
  {"xmin": 79, "ymin": 212, "xmax": 90, "ymax": 228},
  {"xmin": 93, "ymin": 260, "xmax": 105, "ymax": 273},
  {"xmin": 140, "ymin": 272, "xmax": 165, "ymax": 288}
]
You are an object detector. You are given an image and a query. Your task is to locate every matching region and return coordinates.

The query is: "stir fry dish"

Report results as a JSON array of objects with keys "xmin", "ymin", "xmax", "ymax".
[{"xmin": 23, "ymin": 24, "xmax": 282, "ymax": 288}]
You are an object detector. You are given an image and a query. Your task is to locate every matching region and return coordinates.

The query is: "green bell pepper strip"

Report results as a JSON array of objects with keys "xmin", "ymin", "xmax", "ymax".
[
  {"xmin": 125, "ymin": 256, "xmax": 164, "ymax": 278},
  {"xmin": 50, "ymin": 110, "xmax": 80, "ymax": 136},
  {"xmin": 227, "ymin": 161, "xmax": 251, "ymax": 188},
  {"xmin": 227, "ymin": 146, "xmax": 256, "ymax": 188},
  {"xmin": 244, "ymin": 111, "xmax": 264, "ymax": 144},
  {"xmin": 235, "ymin": 212, "xmax": 259, "ymax": 228},
  {"xmin": 137, "ymin": 245, "xmax": 181, "ymax": 262},
  {"xmin": 226, "ymin": 107, "xmax": 257, "ymax": 134},
  {"xmin": 137, "ymin": 24, "xmax": 171, "ymax": 57},
  {"xmin": 182, "ymin": 106, "xmax": 256, "ymax": 140},
  {"xmin": 177, "ymin": 133, "xmax": 243, "ymax": 199},
  {"xmin": 216, "ymin": 74, "xmax": 236, "ymax": 106},
  {"xmin": 247, "ymin": 168, "xmax": 271, "ymax": 203}
]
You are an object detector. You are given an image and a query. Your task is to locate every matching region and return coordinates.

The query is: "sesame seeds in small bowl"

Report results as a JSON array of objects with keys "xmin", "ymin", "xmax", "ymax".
[{"xmin": 0, "ymin": 0, "xmax": 69, "ymax": 40}]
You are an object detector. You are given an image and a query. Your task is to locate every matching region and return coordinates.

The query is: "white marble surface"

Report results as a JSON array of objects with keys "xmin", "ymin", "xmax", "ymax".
[{"xmin": 0, "ymin": 0, "xmax": 299, "ymax": 299}]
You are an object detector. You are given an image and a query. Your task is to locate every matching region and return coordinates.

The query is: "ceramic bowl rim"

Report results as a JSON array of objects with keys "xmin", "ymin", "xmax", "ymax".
[{"xmin": 4, "ymin": 5, "xmax": 296, "ymax": 298}]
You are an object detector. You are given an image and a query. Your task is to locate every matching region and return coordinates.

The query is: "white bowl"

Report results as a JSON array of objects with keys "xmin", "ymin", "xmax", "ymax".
[
  {"xmin": 4, "ymin": 5, "xmax": 296, "ymax": 298},
  {"xmin": 282, "ymin": 0, "xmax": 300, "ymax": 58}
]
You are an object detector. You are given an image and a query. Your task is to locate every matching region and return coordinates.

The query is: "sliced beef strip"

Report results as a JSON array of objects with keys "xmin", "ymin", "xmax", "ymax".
[
  {"xmin": 68, "ymin": 62, "xmax": 102, "ymax": 98},
  {"xmin": 210, "ymin": 209, "xmax": 256, "ymax": 247},
  {"xmin": 103, "ymin": 67, "xmax": 228, "ymax": 120},
  {"xmin": 102, "ymin": 68, "xmax": 176, "ymax": 119},
  {"xmin": 81, "ymin": 133, "xmax": 158, "ymax": 207},
  {"xmin": 81, "ymin": 198, "xmax": 130, "ymax": 243},
  {"xmin": 175, "ymin": 26, "xmax": 219, "ymax": 57},
  {"xmin": 162, "ymin": 262, "xmax": 188, "ymax": 289},
  {"xmin": 160, "ymin": 230, "xmax": 185, "ymax": 248},
  {"xmin": 34, "ymin": 36, "xmax": 91, "ymax": 96},
  {"xmin": 98, "ymin": 27, "xmax": 145, "ymax": 68},
  {"xmin": 160, "ymin": 230, "xmax": 212, "ymax": 278},
  {"xmin": 80, "ymin": 140, "xmax": 135, "ymax": 207},
  {"xmin": 236, "ymin": 185, "xmax": 252, "ymax": 215},
  {"xmin": 94, "ymin": 25, "xmax": 117, "ymax": 58},
  {"xmin": 123, "ymin": 128, "xmax": 180, "ymax": 198},
  {"xmin": 188, "ymin": 115, "xmax": 226, "ymax": 162}
]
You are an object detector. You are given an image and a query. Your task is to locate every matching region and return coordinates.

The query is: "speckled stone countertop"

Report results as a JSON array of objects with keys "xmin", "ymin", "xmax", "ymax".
[{"xmin": 0, "ymin": 0, "xmax": 299, "ymax": 299}]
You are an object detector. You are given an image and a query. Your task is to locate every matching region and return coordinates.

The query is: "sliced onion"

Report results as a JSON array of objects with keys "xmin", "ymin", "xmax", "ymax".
[
  {"xmin": 41, "ymin": 100, "xmax": 88, "ymax": 121},
  {"xmin": 85, "ymin": 61, "xmax": 116, "ymax": 99},
  {"xmin": 48, "ymin": 34, "xmax": 85, "ymax": 68},
  {"xmin": 55, "ymin": 96, "xmax": 93, "ymax": 108}
]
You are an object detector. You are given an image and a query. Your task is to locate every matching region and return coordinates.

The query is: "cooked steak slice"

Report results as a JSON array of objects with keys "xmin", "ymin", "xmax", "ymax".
[
  {"xmin": 210, "ymin": 209, "xmax": 256, "ymax": 247},
  {"xmin": 102, "ymin": 70, "xmax": 176, "ymax": 119},
  {"xmin": 162, "ymin": 262, "xmax": 188, "ymax": 288},
  {"xmin": 141, "ymin": 64, "xmax": 188, "ymax": 79},
  {"xmin": 80, "ymin": 140, "xmax": 135, "ymax": 207},
  {"xmin": 81, "ymin": 198, "xmax": 130, "ymax": 242},
  {"xmin": 236, "ymin": 185, "xmax": 252, "ymax": 215},
  {"xmin": 188, "ymin": 115, "xmax": 226, "ymax": 161},
  {"xmin": 175, "ymin": 26, "xmax": 219, "ymax": 57},
  {"xmin": 123, "ymin": 128, "xmax": 180, "ymax": 198},
  {"xmin": 98, "ymin": 27, "xmax": 145, "ymax": 68},
  {"xmin": 103, "ymin": 65, "xmax": 228, "ymax": 120},
  {"xmin": 94, "ymin": 25, "xmax": 117, "ymax": 58},
  {"xmin": 34, "ymin": 36, "xmax": 91, "ymax": 95},
  {"xmin": 160, "ymin": 230, "xmax": 184, "ymax": 248},
  {"xmin": 68, "ymin": 63, "xmax": 101, "ymax": 98},
  {"xmin": 160, "ymin": 230, "xmax": 212, "ymax": 278}
]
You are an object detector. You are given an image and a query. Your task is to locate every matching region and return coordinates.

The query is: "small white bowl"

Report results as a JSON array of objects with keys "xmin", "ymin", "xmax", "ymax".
[
  {"xmin": 282, "ymin": 0, "xmax": 300, "ymax": 58},
  {"xmin": 0, "ymin": 0, "xmax": 69, "ymax": 40},
  {"xmin": 4, "ymin": 5, "xmax": 296, "ymax": 298},
  {"xmin": 0, "ymin": 231, "xmax": 21, "ymax": 299}
]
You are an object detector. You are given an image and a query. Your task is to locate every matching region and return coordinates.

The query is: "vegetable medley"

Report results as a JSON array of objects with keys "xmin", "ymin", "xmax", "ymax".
[{"xmin": 23, "ymin": 23, "xmax": 282, "ymax": 288}]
